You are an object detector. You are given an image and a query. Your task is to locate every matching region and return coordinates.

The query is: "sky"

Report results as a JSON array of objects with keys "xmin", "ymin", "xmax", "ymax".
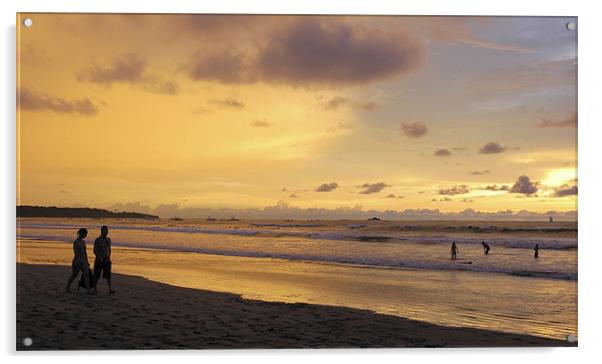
[{"xmin": 17, "ymin": 14, "xmax": 577, "ymax": 219}]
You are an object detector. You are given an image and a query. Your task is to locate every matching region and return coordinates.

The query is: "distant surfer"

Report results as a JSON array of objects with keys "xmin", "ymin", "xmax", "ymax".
[
  {"xmin": 451, "ymin": 242, "xmax": 459, "ymax": 260},
  {"xmin": 481, "ymin": 241, "xmax": 491, "ymax": 255},
  {"xmin": 549, "ymin": 216, "xmax": 554, "ymax": 223},
  {"xmin": 534, "ymin": 244, "xmax": 539, "ymax": 258}
]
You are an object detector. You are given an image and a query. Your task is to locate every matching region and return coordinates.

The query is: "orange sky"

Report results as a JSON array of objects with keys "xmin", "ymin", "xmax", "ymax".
[{"xmin": 17, "ymin": 14, "xmax": 577, "ymax": 217}]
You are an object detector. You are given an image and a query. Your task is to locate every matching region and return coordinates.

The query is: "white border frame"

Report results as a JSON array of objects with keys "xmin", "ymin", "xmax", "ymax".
[{"xmin": 3, "ymin": 1, "xmax": 600, "ymax": 363}]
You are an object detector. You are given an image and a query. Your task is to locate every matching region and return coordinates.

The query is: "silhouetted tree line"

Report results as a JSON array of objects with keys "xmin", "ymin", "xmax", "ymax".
[{"xmin": 17, "ymin": 205, "xmax": 159, "ymax": 219}]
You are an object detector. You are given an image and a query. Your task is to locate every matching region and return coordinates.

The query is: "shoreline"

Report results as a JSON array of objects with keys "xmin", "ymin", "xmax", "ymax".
[
  {"xmin": 16, "ymin": 263, "xmax": 572, "ymax": 350},
  {"xmin": 16, "ymin": 236, "xmax": 577, "ymax": 282}
]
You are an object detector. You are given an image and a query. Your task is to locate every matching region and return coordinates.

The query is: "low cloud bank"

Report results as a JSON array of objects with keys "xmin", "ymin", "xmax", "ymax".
[{"xmin": 107, "ymin": 201, "xmax": 576, "ymax": 221}]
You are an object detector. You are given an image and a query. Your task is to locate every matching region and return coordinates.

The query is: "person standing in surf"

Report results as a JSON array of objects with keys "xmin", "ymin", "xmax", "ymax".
[
  {"xmin": 66, "ymin": 228, "xmax": 92, "ymax": 294},
  {"xmin": 534, "ymin": 244, "xmax": 539, "ymax": 259},
  {"xmin": 482, "ymin": 241, "xmax": 491, "ymax": 255},
  {"xmin": 451, "ymin": 242, "xmax": 459, "ymax": 260}
]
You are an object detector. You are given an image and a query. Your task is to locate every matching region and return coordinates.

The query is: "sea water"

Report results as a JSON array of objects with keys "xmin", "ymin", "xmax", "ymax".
[{"xmin": 17, "ymin": 217, "xmax": 577, "ymax": 340}]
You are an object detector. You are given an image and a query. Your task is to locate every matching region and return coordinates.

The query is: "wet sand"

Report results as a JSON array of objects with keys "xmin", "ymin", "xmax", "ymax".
[
  {"xmin": 17, "ymin": 264, "xmax": 566, "ymax": 350},
  {"xmin": 17, "ymin": 259, "xmax": 571, "ymax": 350}
]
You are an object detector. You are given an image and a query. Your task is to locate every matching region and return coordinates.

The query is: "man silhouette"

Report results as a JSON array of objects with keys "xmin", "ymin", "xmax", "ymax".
[{"xmin": 93, "ymin": 226, "xmax": 115, "ymax": 294}]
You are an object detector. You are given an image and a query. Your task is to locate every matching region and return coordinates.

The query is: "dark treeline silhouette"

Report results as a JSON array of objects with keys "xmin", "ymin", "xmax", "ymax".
[{"xmin": 17, "ymin": 205, "xmax": 159, "ymax": 219}]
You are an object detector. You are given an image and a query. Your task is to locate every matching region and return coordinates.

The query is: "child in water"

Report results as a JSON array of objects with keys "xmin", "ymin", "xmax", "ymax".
[
  {"xmin": 451, "ymin": 242, "xmax": 459, "ymax": 260},
  {"xmin": 534, "ymin": 244, "xmax": 539, "ymax": 258}
]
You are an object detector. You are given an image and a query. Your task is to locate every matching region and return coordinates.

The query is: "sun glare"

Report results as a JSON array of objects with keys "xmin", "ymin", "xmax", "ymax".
[{"xmin": 543, "ymin": 168, "xmax": 577, "ymax": 187}]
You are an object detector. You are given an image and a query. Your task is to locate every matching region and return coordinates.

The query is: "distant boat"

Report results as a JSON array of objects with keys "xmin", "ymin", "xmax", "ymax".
[
  {"xmin": 228, "ymin": 217, "xmax": 240, "ymax": 221},
  {"xmin": 169, "ymin": 216, "xmax": 183, "ymax": 221},
  {"xmin": 368, "ymin": 217, "xmax": 381, "ymax": 221},
  {"xmin": 206, "ymin": 217, "xmax": 216, "ymax": 221}
]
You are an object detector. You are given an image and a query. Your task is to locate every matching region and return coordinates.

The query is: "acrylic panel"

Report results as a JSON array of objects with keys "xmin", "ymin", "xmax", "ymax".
[{"xmin": 16, "ymin": 13, "xmax": 577, "ymax": 350}]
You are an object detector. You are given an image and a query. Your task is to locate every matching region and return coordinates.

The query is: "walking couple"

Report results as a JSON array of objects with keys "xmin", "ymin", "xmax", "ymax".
[{"xmin": 65, "ymin": 225, "xmax": 115, "ymax": 294}]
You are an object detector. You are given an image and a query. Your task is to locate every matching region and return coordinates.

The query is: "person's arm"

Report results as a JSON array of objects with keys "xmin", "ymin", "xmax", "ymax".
[
  {"xmin": 83, "ymin": 241, "xmax": 89, "ymax": 262},
  {"xmin": 108, "ymin": 238, "xmax": 112, "ymax": 260},
  {"xmin": 94, "ymin": 238, "xmax": 100, "ymax": 257}
]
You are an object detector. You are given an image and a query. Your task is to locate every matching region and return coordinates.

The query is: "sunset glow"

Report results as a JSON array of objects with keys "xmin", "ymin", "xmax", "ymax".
[{"xmin": 17, "ymin": 14, "xmax": 577, "ymax": 218}]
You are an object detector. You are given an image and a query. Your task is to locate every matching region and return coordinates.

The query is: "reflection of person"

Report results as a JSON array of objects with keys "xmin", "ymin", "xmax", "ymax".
[
  {"xmin": 66, "ymin": 228, "xmax": 92, "ymax": 293},
  {"xmin": 451, "ymin": 242, "xmax": 459, "ymax": 260},
  {"xmin": 482, "ymin": 241, "xmax": 491, "ymax": 255},
  {"xmin": 93, "ymin": 226, "xmax": 115, "ymax": 294},
  {"xmin": 534, "ymin": 244, "xmax": 539, "ymax": 259}
]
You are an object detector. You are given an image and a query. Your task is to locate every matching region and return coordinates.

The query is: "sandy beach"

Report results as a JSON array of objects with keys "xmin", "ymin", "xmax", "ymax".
[{"xmin": 16, "ymin": 240, "xmax": 572, "ymax": 350}]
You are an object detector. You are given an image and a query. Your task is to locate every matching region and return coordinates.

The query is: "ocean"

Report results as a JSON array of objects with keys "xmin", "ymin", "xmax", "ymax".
[{"xmin": 16, "ymin": 217, "xmax": 577, "ymax": 340}]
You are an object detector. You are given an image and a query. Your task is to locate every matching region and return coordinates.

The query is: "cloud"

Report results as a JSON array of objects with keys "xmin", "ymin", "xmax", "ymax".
[
  {"xmin": 479, "ymin": 142, "xmax": 507, "ymax": 154},
  {"xmin": 536, "ymin": 113, "xmax": 577, "ymax": 128},
  {"xmin": 457, "ymin": 38, "xmax": 532, "ymax": 53},
  {"xmin": 288, "ymin": 193, "xmax": 298, "ymax": 198},
  {"xmin": 185, "ymin": 49, "xmax": 250, "ymax": 84},
  {"xmin": 138, "ymin": 79, "xmax": 179, "ymax": 95},
  {"xmin": 510, "ymin": 175, "xmax": 538, "ymax": 195},
  {"xmin": 385, "ymin": 194, "xmax": 405, "ymax": 199},
  {"xmin": 18, "ymin": 88, "xmax": 99, "ymax": 116},
  {"xmin": 256, "ymin": 19, "xmax": 424, "ymax": 86},
  {"xmin": 471, "ymin": 170, "xmax": 491, "ymax": 175},
  {"xmin": 177, "ymin": 15, "xmax": 276, "ymax": 35},
  {"xmin": 209, "ymin": 98, "xmax": 245, "ymax": 109},
  {"xmin": 358, "ymin": 182, "xmax": 389, "ymax": 194},
  {"xmin": 483, "ymin": 184, "xmax": 509, "ymax": 191},
  {"xmin": 78, "ymin": 53, "xmax": 146, "ymax": 84},
  {"xmin": 434, "ymin": 148, "xmax": 451, "ymax": 157},
  {"xmin": 319, "ymin": 96, "xmax": 378, "ymax": 111},
  {"xmin": 400, "ymin": 121, "xmax": 428, "ymax": 139},
  {"xmin": 552, "ymin": 185, "xmax": 578, "ymax": 197},
  {"xmin": 432, "ymin": 197, "xmax": 453, "ymax": 202},
  {"xmin": 185, "ymin": 18, "xmax": 424, "ymax": 87},
  {"xmin": 250, "ymin": 118, "xmax": 272, "ymax": 127},
  {"xmin": 439, "ymin": 185, "xmax": 470, "ymax": 195},
  {"xmin": 315, "ymin": 182, "xmax": 339, "ymax": 192},
  {"xmin": 78, "ymin": 53, "xmax": 178, "ymax": 95},
  {"xmin": 107, "ymin": 201, "xmax": 576, "ymax": 221}
]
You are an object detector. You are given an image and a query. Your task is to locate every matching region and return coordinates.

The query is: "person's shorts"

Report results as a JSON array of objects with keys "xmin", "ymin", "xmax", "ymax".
[{"xmin": 94, "ymin": 258, "xmax": 112, "ymax": 279}]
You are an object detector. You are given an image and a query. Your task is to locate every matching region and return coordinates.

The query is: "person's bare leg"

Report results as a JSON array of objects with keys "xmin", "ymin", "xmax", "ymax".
[
  {"xmin": 92, "ymin": 270, "xmax": 99, "ymax": 294},
  {"xmin": 83, "ymin": 268, "xmax": 92, "ymax": 294},
  {"xmin": 108, "ymin": 277, "xmax": 115, "ymax": 294},
  {"xmin": 66, "ymin": 273, "xmax": 77, "ymax": 292}
]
